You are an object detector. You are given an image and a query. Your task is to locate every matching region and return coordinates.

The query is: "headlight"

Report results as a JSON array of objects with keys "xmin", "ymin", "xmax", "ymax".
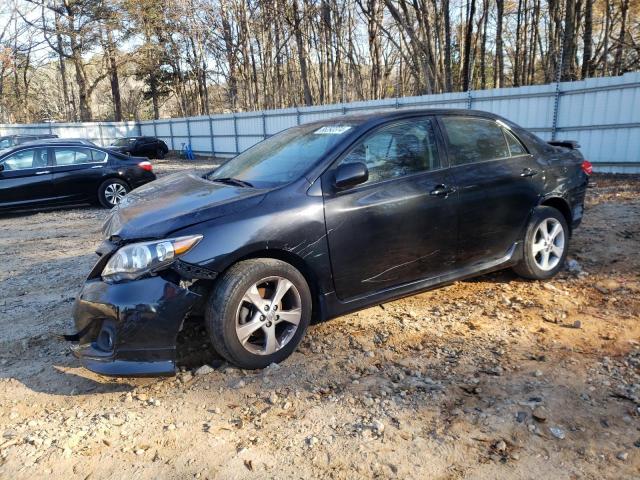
[{"xmin": 102, "ymin": 235, "xmax": 203, "ymax": 282}]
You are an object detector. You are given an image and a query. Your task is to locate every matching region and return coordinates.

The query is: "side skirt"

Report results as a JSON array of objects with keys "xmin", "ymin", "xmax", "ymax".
[{"xmin": 321, "ymin": 243, "xmax": 521, "ymax": 320}]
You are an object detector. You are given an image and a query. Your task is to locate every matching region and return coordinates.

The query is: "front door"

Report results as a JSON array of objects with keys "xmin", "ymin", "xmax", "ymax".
[
  {"xmin": 0, "ymin": 147, "xmax": 54, "ymax": 208},
  {"xmin": 322, "ymin": 117, "xmax": 458, "ymax": 301}
]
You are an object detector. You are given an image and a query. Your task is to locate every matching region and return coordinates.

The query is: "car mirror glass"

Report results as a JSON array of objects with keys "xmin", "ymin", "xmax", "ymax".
[{"xmin": 334, "ymin": 162, "xmax": 369, "ymax": 190}]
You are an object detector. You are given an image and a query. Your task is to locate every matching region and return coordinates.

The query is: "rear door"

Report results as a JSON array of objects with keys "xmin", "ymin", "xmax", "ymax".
[
  {"xmin": 322, "ymin": 116, "xmax": 458, "ymax": 301},
  {"xmin": 0, "ymin": 148, "xmax": 54, "ymax": 208},
  {"xmin": 51, "ymin": 147, "xmax": 109, "ymax": 202},
  {"xmin": 439, "ymin": 115, "xmax": 542, "ymax": 267}
]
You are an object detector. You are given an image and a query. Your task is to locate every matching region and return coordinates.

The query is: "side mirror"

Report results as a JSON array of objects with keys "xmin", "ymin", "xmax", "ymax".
[
  {"xmin": 0, "ymin": 163, "xmax": 4, "ymax": 173},
  {"xmin": 334, "ymin": 162, "xmax": 369, "ymax": 190}
]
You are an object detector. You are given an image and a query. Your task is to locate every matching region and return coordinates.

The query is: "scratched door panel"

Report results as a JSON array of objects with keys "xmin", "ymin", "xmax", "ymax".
[{"xmin": 323, "ymin": 168, "xmax": 458, "ymax": 301}]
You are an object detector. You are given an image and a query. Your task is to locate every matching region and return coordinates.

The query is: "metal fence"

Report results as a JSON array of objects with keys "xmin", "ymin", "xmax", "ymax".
[{"xmin": 2, "ymin": 71, "xmax": 639, "ymax": 173}]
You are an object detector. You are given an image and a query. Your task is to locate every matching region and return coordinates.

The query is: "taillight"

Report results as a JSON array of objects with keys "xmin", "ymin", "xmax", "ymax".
[
  {"xmin": 581, "ymin": 160, "xmax": 593, "ymax": 175},
  {"xmin": 138, "ymin": 161, "xmax": 153, "ymax": 172}
]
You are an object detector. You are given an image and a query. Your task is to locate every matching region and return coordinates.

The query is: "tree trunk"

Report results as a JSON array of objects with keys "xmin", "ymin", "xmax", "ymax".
[
  {"xmin": 54, "ymin": 13, "xmax": 72, "ymax": 121},
  {"xmin": 479, "ymin": 0, "xmax": 489, "ymax": 89},
  {"xmin": 220, "ymin": 1, "xmax": 238, "ymax": 109},
  {"xmin": 561, "ymin": 0, "xmax": 577, "ymax": 81},
  {"xmin": 514, "ymin": 0, "xmax": 523, "ymax": 86},
  {"xmin": 461, "ymin": 0, "xmax": 476, "ymax": 91},
  {"xmin": 613, "ymin": 0, "xmax": 629, "ymax": 75},
  {"xmin": 105, "ymin": 30, "xmax": 122, "ymax": 122},
  {"xmin": 443, "ymin": 0, "xmax": 453, "ymax": 91},
  {"xmin": 292, "ymin": 0, "xmax": 313, "ymax": 105},
  {"xmin": 65, "ymin": 9, "xmax": 92, "ymax": 121},
  {"xmin": 494, "ymin": 0, "xmax": 505, "ymax": 87}
]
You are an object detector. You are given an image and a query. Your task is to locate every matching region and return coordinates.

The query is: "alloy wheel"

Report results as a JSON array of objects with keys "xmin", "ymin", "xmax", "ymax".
[
  {"xmin": 235, "ymin": 276, "xmax": 302, "ymax": 355},
  {"xmin": 104, "ymin": 183, "xmax": 128, "ymax": 206},
  {"xmin": 532, "ymin": 218, "xmax": 565, "ymax": 271}
]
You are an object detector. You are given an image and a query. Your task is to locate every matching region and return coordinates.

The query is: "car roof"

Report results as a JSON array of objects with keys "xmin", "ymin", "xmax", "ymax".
[
  {"xmin": 0, "ymin": 141, "xmax": 109, "ymax": 158},
  {"xmin": 0, "ymin": 134, "xmax": 56, "ymax": 138},
  {"xmin": 21, "ymin": 138, "xmax": 96, "ymax": 146},
  {"xmin": 303, "ymin": 108, "xmax": 503, "ymax": 127}
]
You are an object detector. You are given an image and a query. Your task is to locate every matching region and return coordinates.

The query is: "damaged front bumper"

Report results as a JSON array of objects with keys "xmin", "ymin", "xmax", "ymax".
[{"xmin": 68, "ymin": 276, "xmax": 201, "ymax": 376}]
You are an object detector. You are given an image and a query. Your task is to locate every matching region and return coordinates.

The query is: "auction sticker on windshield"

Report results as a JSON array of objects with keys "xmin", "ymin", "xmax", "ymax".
[{"xmin": 314, "ymin": 126, "xmax": 352, "ymax": 135}]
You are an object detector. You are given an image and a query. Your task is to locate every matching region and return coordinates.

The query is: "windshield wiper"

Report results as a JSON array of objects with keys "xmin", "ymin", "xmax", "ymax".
[{"xmin": 210, "ymin": 177, "xmax": 255, "ymax": 188}]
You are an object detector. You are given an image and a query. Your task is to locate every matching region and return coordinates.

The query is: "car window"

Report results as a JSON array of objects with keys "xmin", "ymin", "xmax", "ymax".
[
  {"xmin": 208, "ymin": 122, "xmax": 357, "ymax": 188},
  {"xmin": 337, "ymin": 118, "xmax": 440, "ymax": 185},
  {"xmin": 441, "ymin": 116, "xmax": 510, "ymax": 166},
  {"xmin": 113, "ymin": 138, "xmax": 135, "ymax": 146},
  {"xmin": 0, "ymin": 138, "xmax": 11, "ymax": 149},
  {"xmin": 503, "ymin": 128, "xmax": 527, "ymax": 156},
  {"xmin": 54, "ymin": 147, "xmax": 99, "ymax": 166},
  {"xmin": 91, "ymin": 149, "xmax": 107, "ymax": 162},
  {"xmin": 0, "ymin": 148, "xmax": 48, "ymax": 171}
]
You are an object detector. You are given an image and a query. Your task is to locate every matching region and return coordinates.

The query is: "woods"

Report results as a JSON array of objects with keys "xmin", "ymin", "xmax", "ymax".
[{"xmin": 1, "ymin": 0, "xmax": 639, "ymax": 123}]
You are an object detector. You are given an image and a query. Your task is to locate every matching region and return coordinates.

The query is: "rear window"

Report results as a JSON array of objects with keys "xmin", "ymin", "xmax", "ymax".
[
  {"xmin": 504, "ymin": 129, "xmax": 527, "ymax": 156},
  {"xmin": 92, "ymin": 150, "xmax": 107, "ymax": 162},
  {"xmin": 54, "ymin": 147, "xmax": 103, "ymax": 165}
]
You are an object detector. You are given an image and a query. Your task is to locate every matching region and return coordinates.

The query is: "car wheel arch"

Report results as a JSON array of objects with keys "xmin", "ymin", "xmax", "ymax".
[
  {"xmin": 211, "ymin": 247, "xmax": 325, "ymax": 323},
  {"xmin": 539, "ymin": 196, "xmax": 572, "ymax": 232}
]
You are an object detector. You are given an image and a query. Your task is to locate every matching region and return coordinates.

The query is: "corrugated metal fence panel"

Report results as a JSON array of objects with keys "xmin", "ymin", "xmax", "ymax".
[
  {"xmin": 473, "ymin": 84, "xmax": 557, "ymax": 131},
  {"xmin": 1, "ymin": 72, "xmax": 639, "ymax": 172}
]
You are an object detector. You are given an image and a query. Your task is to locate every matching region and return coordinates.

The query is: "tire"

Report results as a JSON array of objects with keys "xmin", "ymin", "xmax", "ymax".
[
  {"xmin": 513, "ymin": 206, "xmax": 569, "ymax": 280},
  {"xmin": 205, "ymin": 259, "xmax": 312, "ymax": 369},
  {"xmin": 98, "ymin": 178, "xmax": 130, "ymax": 208},
  {"xmin": 155, "ymin": 148, "xmax": 165, "ymax": 159}
]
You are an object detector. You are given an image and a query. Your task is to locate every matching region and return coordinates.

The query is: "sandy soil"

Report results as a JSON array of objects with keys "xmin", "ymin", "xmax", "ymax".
[{"xmin": 0, "ymin": 165, "xmax": 639, "ymax": 479}]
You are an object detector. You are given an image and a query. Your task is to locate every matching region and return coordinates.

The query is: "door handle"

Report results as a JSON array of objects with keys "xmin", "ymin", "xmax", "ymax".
[
  {"xmin": 520, "ymin": 167, "xmax": 538, "ymax": 177},
  {"xmin": 35, "ymin": 170, "xmax": 51, "ymax": 175},
  {"xmin": 430, "ymin": 184, "xmax": 456, "ymax": 197}
]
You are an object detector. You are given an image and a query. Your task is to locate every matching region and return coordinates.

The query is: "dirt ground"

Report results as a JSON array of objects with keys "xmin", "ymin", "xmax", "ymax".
[{"xmin": 0, "ymin": 161, "xmax": 639, "ymax": 479}]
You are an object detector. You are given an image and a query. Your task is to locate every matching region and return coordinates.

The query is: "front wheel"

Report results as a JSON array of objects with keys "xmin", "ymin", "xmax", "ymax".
[
  {"xmin": 98, "ymin": 178, "xmax": 130, "ymax": 208},
  {"xmin": 513, "ymin": 206, "xmax": 569, "ymax": 280},
  {"xmin": 205, "ymin": 259, "xmax": 312, "ymax": 369},
  {"xmin": 155, "ymin": 148, "xmax": 165, "ymax": 159}
]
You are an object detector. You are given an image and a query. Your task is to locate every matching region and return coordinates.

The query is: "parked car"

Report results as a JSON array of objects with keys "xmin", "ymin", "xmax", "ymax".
[
  {"xmin": 108, "ymin": 136, "xmax": 169, "ymax": 159},
  {"xmin": 0, "ymin": 141, "xmax": 156, "ymax": 211},
  {"xmin": 68, "ymin": 109, "xmax": 590, "ymax": 376},
  {"xmin": 0, "ymin": 134, "xmax": 58, "ymax": 149},
  {"xmin": 22, "ymin": 138, "xmax": 97, "ymax": 147}
]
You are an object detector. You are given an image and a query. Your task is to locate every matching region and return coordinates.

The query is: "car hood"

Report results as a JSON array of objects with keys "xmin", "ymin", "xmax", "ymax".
[{"xmin": 102, "ymin": 171, "xmax": 267, "ymax": 240}]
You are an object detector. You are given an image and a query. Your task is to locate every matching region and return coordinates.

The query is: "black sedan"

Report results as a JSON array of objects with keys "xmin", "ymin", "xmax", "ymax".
[
  {"xmin": 68, "ymin": 109, "xmax": 590, "ymax": 376},
  {"xmin": 108, "ymin": 136, "xmax": 169, "ymax": 159},
  {"xmin": 0, "ymin": 141, "xmax": 156, "ymax": 211}
]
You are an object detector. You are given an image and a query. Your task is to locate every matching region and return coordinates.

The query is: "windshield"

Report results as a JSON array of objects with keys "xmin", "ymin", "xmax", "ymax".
[
  {"xmin": 113, "ymin": 138, "xmax": 136, "ymax": 146},
  {"xmin": 207, "ymin": 123, "xmax": 356, "ymax": 188}
]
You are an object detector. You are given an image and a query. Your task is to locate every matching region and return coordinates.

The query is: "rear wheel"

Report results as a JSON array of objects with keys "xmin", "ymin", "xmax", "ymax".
[
  {"xmin": 513, "ymin": 206, "xmax": 569, "ymax": 280},
  {"xmin": 205, "ymin": 259, "xmax": 312, "ymax": 369},
  {"xmin": 98, "ymin": 178, "xmax": 130, "ymax": 208},
  {"xmin": 155, "ymin": 147, "xmax": 165, "ymax": 159}
]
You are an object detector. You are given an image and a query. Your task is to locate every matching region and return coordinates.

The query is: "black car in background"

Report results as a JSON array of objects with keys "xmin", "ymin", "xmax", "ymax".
[
  {"xmin": 68, "ymin": 108, "xmax": 591, "ymax": 377},
  {"xmin": 0, "ymin": 134, "xmax": 58, "ymax": 149},
  {"xmin": 0, "ymin": 141, "xmax": 156, "ymax": 211},
  {"xmin": 108, "ymin": 136, "xmax": 169, "ymax": 159}
]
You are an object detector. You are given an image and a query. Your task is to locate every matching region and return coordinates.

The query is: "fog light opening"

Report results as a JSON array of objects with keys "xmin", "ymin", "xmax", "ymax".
[{"xmin": 96, "ymin": 326, "xmax": 115, "ymax": 352}]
